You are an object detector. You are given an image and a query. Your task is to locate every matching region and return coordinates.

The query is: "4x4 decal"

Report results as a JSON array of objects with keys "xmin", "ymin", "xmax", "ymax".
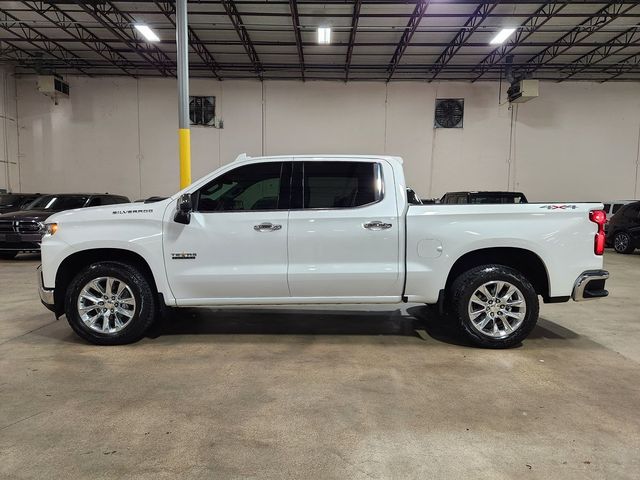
[{"xmin": 539, "ymin": 205, "xmax": 577, "ymax": 210}]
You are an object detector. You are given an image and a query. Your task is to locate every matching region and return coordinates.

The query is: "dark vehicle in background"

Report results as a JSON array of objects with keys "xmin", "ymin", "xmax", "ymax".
[
  {"xmin": 603, "ymin": 200, "xmax": 636, "ymax": 218},
  {"xmin": 0, "ymin": 193, "xmax": 129, "ymax": 259},
  {"xmin": 602, "ymin": 200, "xmax": 636, "ymax": 235},
  {"xmin": 0, "ymin": 193, "xmax": 43, "ymax": 214},
  {"xmin": 440, "ymin": 191, "xmax": 528, "ymax": 204},
  {"xmin": 606, "ymin": 201, "xmax": 640, "ymax": 254}
]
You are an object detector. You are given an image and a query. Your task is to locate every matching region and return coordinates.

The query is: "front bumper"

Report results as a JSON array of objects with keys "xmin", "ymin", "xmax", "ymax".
[
  {"xmin": 37, "ymin": 265, "xmax": 56, "ymax": 312},
  {"xmin": 0, "ymin": 232, "xmax": 42, "ymax": 252},
  {"xmin": 572, "ymin": 270, "xmax": 609, "ymax": 301}
]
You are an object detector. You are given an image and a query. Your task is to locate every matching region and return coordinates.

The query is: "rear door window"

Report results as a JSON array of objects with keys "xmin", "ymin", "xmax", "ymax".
[{"xmin": 302, "ymin": 161, "xmax": 381, "ymax": 209}]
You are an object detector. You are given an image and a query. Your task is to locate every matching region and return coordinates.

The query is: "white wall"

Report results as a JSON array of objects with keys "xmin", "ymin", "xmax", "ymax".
[
  {"xmin": 0, "ymin": 66, "xmax": 19, "ymax": 193},
  {"xmin": 10, "ymin": 75, "xmax": 640, "ymax": 202}
]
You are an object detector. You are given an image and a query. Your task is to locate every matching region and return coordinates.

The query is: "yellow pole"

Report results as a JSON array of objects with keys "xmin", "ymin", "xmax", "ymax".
[
  {"xmin": 179, "ymin": 128, "xmax": 191, "ymax": 189},
  {"xmin": 177, "ymin": 0, "xmax": 191, "ymax": 189}
]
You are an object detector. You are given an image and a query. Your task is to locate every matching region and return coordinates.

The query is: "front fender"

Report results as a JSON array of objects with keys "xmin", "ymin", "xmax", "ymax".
[{"xmin": 40, "ymin": 219, "xmax": 174, "ymax": 304}]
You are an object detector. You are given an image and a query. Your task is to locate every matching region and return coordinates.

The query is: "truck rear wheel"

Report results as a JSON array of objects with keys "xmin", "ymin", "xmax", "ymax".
[
  {"xmin": 65, "ymin": 261, "xmax": 157, "ymax": 345},
  {"xmin": 450, "ymin": 265, "xmax": 539, "ymax": 348}
]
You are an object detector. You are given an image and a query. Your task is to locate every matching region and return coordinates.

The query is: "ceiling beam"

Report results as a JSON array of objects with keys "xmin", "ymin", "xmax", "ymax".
[
  {"xmin": 73, "ymin": 0, "xmax": 174, "ymax": 76},
  {"xmin": 21, "ymin": 1, "xmax": 136, "ymax": 77},
  {"xmin": 386, "ymin": 0, "xmax": 431, "ymax": 82},
  {"xmin": 289, "ymin": 0, "xmax": 305, "ymax": 80},
  {"xmin": 472, "ymin": 1, "xmax": 567, "ymax": 82},
  {"xmin": 0, "ymin": 6, "xmax": 91, "ymax": 75},
  {"xmin": 559, "ymin": 25, "xmax": 640, "ymax": 81},
  {"xmin": 601, "ymin": 51, "xmax": 640, "ymax": 81},
  {"xmin": 1, "ymin": 38, "xmax": 637, "ymax": 50},
  {"xmin": 0, "ymin": 40, "xmax": 41, "ymax": 63},
  {"xmin": 516, "ymin": 0, "xmax": 636, "ymax": 78},
  {"xmin": 153, "ymin": 1, "xmax": 221, "ymax": 80},
  {"xmin": 345, "ymin": 0, "xmax": 362, "ymax": 81},
  {"xmin": 14, "ymin": 60, "xmax": 639, "ymax": 73},
  {"xmin": 429, "ymin": 1, "xmax": 499, "ymax": 81},
  {"xmin": 221, "ymin": 0, "xmax": 263, "ymax": 78},
  {"xmin": 12, "ymin": 0, "xmax": 639, "ymax": 4}
]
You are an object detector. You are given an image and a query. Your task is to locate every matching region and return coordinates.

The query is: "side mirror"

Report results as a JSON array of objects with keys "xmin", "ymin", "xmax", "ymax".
[{"xmin": 174, "ymin": 193, "xmax": 193, "ymax": 225}]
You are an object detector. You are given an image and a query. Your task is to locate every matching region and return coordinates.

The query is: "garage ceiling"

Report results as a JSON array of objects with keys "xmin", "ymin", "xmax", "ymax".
[{"xmin": 1, "ymin": 0, "xmax": 639, "ymax": 82}]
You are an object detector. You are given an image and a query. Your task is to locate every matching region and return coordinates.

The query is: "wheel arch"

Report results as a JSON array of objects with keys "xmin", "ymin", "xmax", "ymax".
[
  {"xmin": 444, "ymin": 247, "xmax": 550, "ymax": 300},
  {"xmin": 54, "ymin": 248, "xmax": 159, "ymax": 315}
]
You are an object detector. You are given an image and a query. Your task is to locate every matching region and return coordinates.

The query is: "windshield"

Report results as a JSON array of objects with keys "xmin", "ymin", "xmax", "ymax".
[{"xmin": 25, "ymin": 195, "xmax": 88, "ymax": 211}]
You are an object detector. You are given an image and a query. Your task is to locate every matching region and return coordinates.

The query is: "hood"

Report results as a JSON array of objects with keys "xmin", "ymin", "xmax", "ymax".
[
  {"xmin": 46, "ymin": 200, "xmax": 173, "ymax": 224},
  {"xmin": 0, "ymin": 209, "xmax": 56, "ymax": 222},
  {"xmin": 0, "ymin": 206, "xmax": 24, "ymax": 214}
]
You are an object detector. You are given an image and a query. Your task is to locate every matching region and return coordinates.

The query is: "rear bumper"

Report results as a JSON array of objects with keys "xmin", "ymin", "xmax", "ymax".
[
  {"xmin": 572, "ymin": 270, "xmax": 609, "ymax": 301},
  {"xmin": 37, "ymin": 265, "xmax": 56, "ymax": 312}
]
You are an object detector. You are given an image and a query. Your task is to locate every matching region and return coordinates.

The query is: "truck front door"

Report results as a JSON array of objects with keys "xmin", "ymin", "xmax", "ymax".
[{"xmin": 163, "ymin": 160, "xmax": 292, "ymax": 303}]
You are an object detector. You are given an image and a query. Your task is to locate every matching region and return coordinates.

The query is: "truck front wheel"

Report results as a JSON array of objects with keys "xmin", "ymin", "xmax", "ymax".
[
  {"xmin": 450, "ymin": 265, "xmax": 539, "ymax": 348},
  {"xmin": 65, "ymin": 261, "xmax": 157, "ymax": 345}
]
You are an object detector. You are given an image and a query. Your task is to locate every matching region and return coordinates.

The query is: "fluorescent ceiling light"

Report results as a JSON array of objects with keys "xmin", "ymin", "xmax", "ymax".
[
  {"xmin": 134, "ymin": 24, "xmax": 160, "ymax": 42},
  {"xmin": 317, "ymin": 27, "xmax": 332, "ymax": 45},
  {"xmin": 490, "ymin": 28, "xmax": 516, "ymax": 45}
]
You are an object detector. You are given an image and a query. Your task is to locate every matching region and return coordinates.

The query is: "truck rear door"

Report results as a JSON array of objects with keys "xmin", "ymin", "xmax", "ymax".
[{"xmin": 287, "ymin": 158, "xmax": 402, "ymax": 300}]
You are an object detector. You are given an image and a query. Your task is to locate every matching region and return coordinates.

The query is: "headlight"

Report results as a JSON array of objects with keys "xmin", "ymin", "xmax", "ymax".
[{"xmin": 41, "ymin": 222, "xmax": 58, "ymax": 236}]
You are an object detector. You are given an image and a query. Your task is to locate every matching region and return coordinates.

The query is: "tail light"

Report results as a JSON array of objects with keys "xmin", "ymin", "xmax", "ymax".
[{"xmin": 589, "ymin": 209, "xmax": 606, "ymax": 255}]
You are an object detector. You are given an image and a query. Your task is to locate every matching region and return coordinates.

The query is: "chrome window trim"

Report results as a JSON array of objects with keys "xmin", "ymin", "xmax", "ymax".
[{"xmin": 192, "ymin": 159, "xmax": 386, "ymax": 214}]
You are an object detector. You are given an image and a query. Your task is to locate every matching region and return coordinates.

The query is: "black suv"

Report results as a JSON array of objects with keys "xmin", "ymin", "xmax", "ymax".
[
  {"xmin": 0, "ymin": 193, "xmax": 44, "ymax": 214},
  {"xmin": 440, "ymin": 191, "xmax": 528, "ymax": 204},
  {"xmin": 606, "ymin": 201, "xmax": 640, "ymax": 254},
  {"xmin": 0, "ymin": 193, "xmax": 129, "ymax": 259}
]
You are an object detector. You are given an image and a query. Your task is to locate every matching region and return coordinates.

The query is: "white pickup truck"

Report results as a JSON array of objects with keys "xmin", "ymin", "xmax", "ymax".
[{"xmin": 38, "ymin": 154, "xmax": 609, "ymax": 348}]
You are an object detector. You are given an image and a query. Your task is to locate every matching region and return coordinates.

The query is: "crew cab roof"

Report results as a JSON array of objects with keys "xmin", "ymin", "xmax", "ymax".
[{"xmin": 233, "ymin": 153, "xmax": 403, "ymax": 164}]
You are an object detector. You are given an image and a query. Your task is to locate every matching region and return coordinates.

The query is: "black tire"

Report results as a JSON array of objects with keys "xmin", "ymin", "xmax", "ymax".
[
  {"xmin": 0, "ymin": 251, "xmax": 18, "ymax": 260},
  {"xmin": 450, "ymin": 264, "xmax": 539, "ymax": 349},
  {"xmin": 613, "ymin": 231, "xmax": 635, "ymax": 254},
  {"xmin": 65, "ymin": 261, "xmax": 157, "ymax": 345}
]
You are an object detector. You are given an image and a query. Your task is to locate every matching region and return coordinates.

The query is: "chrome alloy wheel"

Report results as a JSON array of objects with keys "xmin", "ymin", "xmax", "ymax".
[
  {"xmin": 615, "ymin": 233, "xmax": 630, "ymax": 252},
  {"xmin": 77, "ymin": 277, "xmax": 136, "ymax": 334},
  {"xmin": 467, "ymin": 281, "xmax": 527, "ymax": 339}
]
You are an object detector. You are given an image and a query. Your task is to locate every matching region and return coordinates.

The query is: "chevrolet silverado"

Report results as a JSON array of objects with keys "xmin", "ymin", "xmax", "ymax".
[{"xmin": 37, "ymin": 155, "xmax": 609, "ymax": 347}]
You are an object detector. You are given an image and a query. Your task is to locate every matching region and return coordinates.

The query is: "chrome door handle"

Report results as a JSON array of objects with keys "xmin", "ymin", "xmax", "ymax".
[
  {"xmin": 363, "ymin": 221, "xmax": 392, "ymax": 230},
  {"xmin": 254, "ymin": 222, "xmax": 282, "ymax": 232}
]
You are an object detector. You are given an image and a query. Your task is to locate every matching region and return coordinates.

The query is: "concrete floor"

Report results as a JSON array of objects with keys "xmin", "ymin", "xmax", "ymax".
[{"xmin": 1, "ymin": 252, "xmax": 639, "ymax": 479}]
